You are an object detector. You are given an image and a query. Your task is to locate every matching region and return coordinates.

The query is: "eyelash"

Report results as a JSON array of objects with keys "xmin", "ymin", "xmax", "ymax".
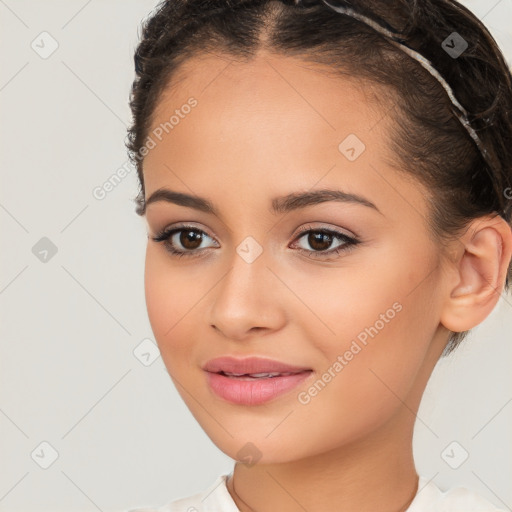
[{"xmin": 151, "ymin": 223, "xmax": 360, "ymax": 260}]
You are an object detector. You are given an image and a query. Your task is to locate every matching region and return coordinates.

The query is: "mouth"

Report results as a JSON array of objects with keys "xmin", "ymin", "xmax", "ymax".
[
  {"xmin": 214, "ymin": 370, "xmax": 307, "ymax": 380},
  {"xmin": 202, "ymin": 356, "xmax": 313, "ymax": 405}
]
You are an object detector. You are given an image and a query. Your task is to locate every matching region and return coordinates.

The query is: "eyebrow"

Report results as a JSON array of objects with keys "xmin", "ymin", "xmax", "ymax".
[{"xmin": 144, "ymin": 187, "xmax": 382, "ymax": 216}]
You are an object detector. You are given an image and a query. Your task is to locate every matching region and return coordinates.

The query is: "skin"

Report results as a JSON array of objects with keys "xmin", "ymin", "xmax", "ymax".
[{"xmin": 140, "ymin": 51, "xmax": 512, "ymax": 512}]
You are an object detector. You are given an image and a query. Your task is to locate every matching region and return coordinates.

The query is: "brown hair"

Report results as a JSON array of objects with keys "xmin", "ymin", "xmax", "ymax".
[{"xmin": 125, "ymin": 0, "xmax": 512, "ymax": 355}]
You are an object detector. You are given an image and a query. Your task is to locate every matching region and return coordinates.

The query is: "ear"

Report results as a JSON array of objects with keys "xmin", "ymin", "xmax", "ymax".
[{"xmin": 440, "ymin": 214, "xmax": 512, "ymax": 333}]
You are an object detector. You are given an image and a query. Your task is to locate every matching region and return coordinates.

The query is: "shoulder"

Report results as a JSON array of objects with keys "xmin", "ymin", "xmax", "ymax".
[
  {"xmin": 407, "ymin": 475, "xmax": 507, "ymax": 512},
  {"xmin": 127, "ymin": 473, "xmax": 238, "ymax": 512}
]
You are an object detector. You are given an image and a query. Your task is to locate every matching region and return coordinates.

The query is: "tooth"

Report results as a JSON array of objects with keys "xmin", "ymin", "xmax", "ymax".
[
  {"xmin": 221, "ymin": 371, "xmax": 298, "ymax": 378},
  {"xmin": 249, "ymin": 372, "xmax": 282, "ymax": 378}
]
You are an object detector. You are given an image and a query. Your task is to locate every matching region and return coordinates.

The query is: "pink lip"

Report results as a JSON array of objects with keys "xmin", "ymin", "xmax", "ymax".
[
  {"xmin": 203, "ymin": 356, "xmax": 311, "ymax": 374},
  {"xmin": 203, "ymin": 356, "xmax": 313, "ymax": 405}
]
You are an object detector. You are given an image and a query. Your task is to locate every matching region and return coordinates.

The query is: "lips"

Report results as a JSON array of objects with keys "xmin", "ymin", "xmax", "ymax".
[
  {"xmin": 202, "ymin": 356, "xmax": 313, "ymax": 405},
  {"xmin": 202, "ymin": 356, "xmax": 312, "ymax": 376}
]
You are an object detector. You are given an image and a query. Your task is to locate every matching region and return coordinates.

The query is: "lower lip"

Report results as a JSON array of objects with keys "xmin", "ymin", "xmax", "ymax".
[{"xmin": 205, "ymin": 370, "xmax": 313, "ymax": 405}]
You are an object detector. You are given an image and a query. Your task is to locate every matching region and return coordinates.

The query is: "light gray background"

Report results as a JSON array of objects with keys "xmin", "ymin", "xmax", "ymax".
[{"xmin": 0, "ymin": 1, "xmax": 511, "ymax": 511}]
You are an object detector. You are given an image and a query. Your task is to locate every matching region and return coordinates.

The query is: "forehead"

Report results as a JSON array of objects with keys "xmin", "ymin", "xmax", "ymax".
[
  {"xmin": 145, "ymin": 53, "xmax": 393, "ymax": 173},
  {"xmin": 149, "ymin": 51, "xmax": 387, "ymax": 135},
  {"xmin": 140, "ymin": 52, "xmax": 427, "ymax": 225}
]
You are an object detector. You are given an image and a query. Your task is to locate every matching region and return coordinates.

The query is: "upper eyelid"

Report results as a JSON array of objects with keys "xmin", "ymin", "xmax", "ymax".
[
  {"xmin": 162, "ymin": 223, "xmax": 216, "ymax": 241},
  {"xmin": 294, "ymin": 223, "xmax": 357, "ymax": 239}
]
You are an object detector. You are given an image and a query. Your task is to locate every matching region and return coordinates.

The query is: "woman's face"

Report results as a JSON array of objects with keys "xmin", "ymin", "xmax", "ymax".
[{"xmin": 142, "ymin": 52, "xmax": 451, "ymax": 463}]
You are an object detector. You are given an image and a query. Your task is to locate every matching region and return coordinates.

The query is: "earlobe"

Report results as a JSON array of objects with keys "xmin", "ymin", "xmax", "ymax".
[{"xmin": 440, "ymin": 216, "xmax": 512, "ymax": 333}]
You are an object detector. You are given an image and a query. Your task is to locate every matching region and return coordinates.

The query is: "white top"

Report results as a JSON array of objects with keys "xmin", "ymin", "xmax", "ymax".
[{"xmin": 128, "ymin": 473, "xmax": 507, "ymax": 512}]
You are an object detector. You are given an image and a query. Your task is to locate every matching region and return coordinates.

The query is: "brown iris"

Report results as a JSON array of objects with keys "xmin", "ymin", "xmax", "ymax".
[
  {"xmin": 307, "ymin": 231, "xmax": 334, "ymax": 251},
  {"xmin": 180, "ymin": 229, "xmax": 203, "ymax": 250}
]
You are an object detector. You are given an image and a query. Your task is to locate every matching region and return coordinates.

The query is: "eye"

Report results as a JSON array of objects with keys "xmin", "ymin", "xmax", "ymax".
[
  {"xmin": 151, "ymin": 223, "xmax": 361, "ymax": 260},
  {"xmin": 290, "ymin": 225, "xmax": 360, "ymax": 259},
  {"xmin": 151, "ymin": 224, "xmax": 218, "ymax": 258}
]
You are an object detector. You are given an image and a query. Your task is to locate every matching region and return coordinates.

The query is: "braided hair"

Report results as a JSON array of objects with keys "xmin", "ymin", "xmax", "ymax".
[{"xmin": 125, "ymin": 0, "xmax": 512, "ymax": 355}]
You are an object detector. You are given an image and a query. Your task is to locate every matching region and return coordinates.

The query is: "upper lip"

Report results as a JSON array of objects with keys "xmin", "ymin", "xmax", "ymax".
[{"xmin": 203, "ymin": 356, "xmax": 312, "ymax": 375}]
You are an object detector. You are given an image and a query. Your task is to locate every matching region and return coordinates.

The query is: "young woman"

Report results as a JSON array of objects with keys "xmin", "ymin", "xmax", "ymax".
[{"xmin": 125, "ymin": 0, "xmax": 512, "ymax": 510}]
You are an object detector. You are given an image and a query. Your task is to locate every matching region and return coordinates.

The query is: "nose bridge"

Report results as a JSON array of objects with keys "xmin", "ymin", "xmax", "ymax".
[
  {"xmin": 208, "ymin": 234, "xmax": 284, "ymax": 338},
  {"xmin": 216, "ymin": 236, "xmax": 269, "ymax": 311}
]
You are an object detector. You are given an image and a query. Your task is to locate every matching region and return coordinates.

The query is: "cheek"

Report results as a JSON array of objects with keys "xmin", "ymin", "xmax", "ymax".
[
  {"xmin": 287, "ymin": 245, "xmax": 440, "ymax": 419},
  {"xmin": 280, "ymin": 301, "xmax": 435, "ymax": 459},
  {"xmin": 144, "ymin": 245, "xmax": 200, "ymax": 359},
  {"xmin": 144, "ymin": 246, "xmax": 173, "ymax": 338},
  {"xmin": 282, "ymin": 247, "xmax": 432, "ymax": 356}
]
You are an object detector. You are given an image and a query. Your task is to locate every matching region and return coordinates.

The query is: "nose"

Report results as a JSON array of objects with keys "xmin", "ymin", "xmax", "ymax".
[{"xmin": 208, "ymin": 247, "xmax": 287, "ymax": 341}]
